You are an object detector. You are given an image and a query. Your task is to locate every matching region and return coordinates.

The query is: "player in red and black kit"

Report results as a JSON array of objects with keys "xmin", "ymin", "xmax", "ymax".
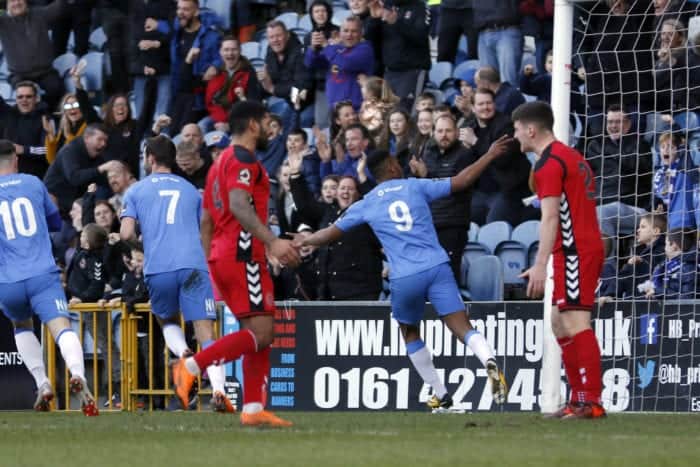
[
  {"xmin": 513, "ymin": 102, "xmax": 606, "ymax": 419},
  {"xmin": 172, "ymin": 101, "xmax": 301, "ymax": 427}
]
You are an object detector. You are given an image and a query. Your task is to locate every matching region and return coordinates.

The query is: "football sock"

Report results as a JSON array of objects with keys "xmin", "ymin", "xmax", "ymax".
[
  {"xmin": 558, "ymin": 336, "xmax": 582, "ymax": 403},
  {"xmin": 406, "ymin": 340, "xmax": 447, "ymax": 399},
  {"xmin": 242, "ymin": 346, "xmax": 271, "ymax": 413},
  {"xmin": 572, "ymin": 329, "xmax": 602, "ymax": 404},
  {"xmin": 202, "ymin": 339, "xmax": 226, "ymax": 394},
  {"xmin": 162, "ymin": 324, "xmax": 190, "ymax": 358},
  {"xmin": 14, "ymin": 329, "xmax": 49, "ymax": 388},
  {"xmin": 463, "ymin": 330, "xmax": 495, "ymax": 367},
  {"xmin": 55, "ymin": 328, "xmax": 85, "ymax": 379},
  {"xmin": 192, "ymin": 329, "xmax": 257, "ymax": 372}
]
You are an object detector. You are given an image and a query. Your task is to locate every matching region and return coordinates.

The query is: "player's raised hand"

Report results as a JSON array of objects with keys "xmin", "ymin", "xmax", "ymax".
[
  {"xmin": 268, "ymin": 238, "xmax": 301, "ymax": 268},
  {"xmin": 519, "ymin": 263, "xmax": 546, "ymax": 299},
  {"xmin": 486, "ymin": 134, "xmax": 514, "ymax": 159}
]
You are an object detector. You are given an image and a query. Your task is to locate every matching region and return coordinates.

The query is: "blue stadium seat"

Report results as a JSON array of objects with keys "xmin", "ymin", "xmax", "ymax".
[
  {"xmin": 302, "ymin": 128, "xmax": 315, "ymax": 146},
  {"xmin": 0, "ymin": 58, "xmax": 8, "ymax": 79},
  {"xmin": 528, "ymin": 241, "xmax": 539, "ymax": 267},
  {"xmin": 443, "ymin": 88, "xmax": 458, "ymax": 106},
  {"xmin": 423, "ymin": 89, "xmax": 444, "ymax": 105},
  {"xmin": 0, "ymin": 82, "xmax": 12, "ymax": 101},
  {"xmin": 495, "ymin": 241, "xmax": 527, "ymax": 286},
  {"xmin": 172, "ymin": 133, "xmax": 183, "ymax": 146},
  {"xmin": 467, "ymin": 255, "xmax": 504, "ymax": 301},
  {"xmin": 689, "ymin": 137, "xmax": 700, "ymax": 167},
  {"xmin": 429, "ymin": 61, "xmax": 453, "ymax": 89},
  {"xmin": 89, "ymin": 27, "xmax": 107, "ymax": 51},
  {"xmin": 81, "ymin": 52, "xmax": 104, "ymax": 92},
  {"xmin": 250, "ymin": 57, "xmax": 266, "ymax": 71},
  {"xmin": 674, "ymin": 111, "xmax": 700, "ymax": 132},
  {"xmin": 453, "ymin": 60, "xmax": 480, "ymax": 81},
  {"xmin": 241, "ymin": 41, "xmax": 260, "ymax": 59},
  {"xmin": 454, "ymin": 35, "xmax": 468, "ymax": 64},
  {"xmin": 477, "ymin": 221, "xmax": 512, "ymax": 254},
  {"xmin": 52, "ymin": 52, "xmax": 78, "ymax": 78},
  {"xmin": 260, "ymin": 39, "xmax": 269, "ymax": 58},
  {"xmin": 468, "ymin": 222, "xmax": 479, "ymax": 242},
  {"xmin": 332, "ymin": 9, "xmax": 352, "ymax": 26},
  {"xmin": 460, "ymin": 242, "xmax": 490, "ymax": 288},
  {"xmin": 276, "ymin": 12, "xmax": 299, "ymax": 30},
  {"xmin": 203, "ymin": 0, "xmax": 232, "ymax": 30},
  {"xmin": 511, "ymin": 220, "xmax": 540, "ymax": 251},
  {"xmin": 291, "ymin": 28, "xmax": 309, "ymax": 45},
  {"xmin": 298, "ymin": 14, "xmax": 312, "ymax": 32}
]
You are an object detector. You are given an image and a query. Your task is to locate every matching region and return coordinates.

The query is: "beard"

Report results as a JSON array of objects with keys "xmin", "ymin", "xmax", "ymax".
[{"xmin": 255, "ymin": 129, "xmax": 268, "ymax": 151}]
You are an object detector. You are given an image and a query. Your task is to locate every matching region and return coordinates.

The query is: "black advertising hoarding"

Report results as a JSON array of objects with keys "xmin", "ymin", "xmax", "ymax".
[
  {"xmin": 267, "ymin": 301, "xmax": 700, "ymax": 412},
  {"xmin": 0, "ymin": 313, "xmax": 40, "ymax": 409}
]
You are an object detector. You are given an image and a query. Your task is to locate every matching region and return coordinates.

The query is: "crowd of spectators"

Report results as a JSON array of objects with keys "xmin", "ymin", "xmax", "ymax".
[{"xmin": 2, "ymin": 0, "xmax": 700, "ymax": 306}]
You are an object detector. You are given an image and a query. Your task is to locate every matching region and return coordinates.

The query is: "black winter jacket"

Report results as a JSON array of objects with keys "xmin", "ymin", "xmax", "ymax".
[{"xmin": 67, "ymin": 248, "xmax": 107, "ymax": 302}]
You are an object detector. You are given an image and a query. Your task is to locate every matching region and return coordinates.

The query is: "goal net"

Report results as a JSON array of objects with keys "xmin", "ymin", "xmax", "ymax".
[{"xmin": 544, "ymin": 0, "xmax": 700, "ymax": 413}]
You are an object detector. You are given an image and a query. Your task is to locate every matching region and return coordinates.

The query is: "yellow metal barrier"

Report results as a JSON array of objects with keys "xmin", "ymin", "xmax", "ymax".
[
  {"xmin": 45, "ymin": 303, "xmax": 125, "ymax": 412},
  {"xmin": 46, "ymin": 302, "xmax": 222, "ymax": 412}
]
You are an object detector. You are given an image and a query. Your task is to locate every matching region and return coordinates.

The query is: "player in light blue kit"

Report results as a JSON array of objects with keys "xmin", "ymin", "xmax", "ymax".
[
  {"xmin": 119, "ymin": 136, "xmax": 232, "ymax": 413},
  {"xmin": 296, "ymin": 135, "xmax": 513, "ymax": 410},
  {"xmin": 0, "ymin": 140, "xmax": 98, "ymax": 415}
]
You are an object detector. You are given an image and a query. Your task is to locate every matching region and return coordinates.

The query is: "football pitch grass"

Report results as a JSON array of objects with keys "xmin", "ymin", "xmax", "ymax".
[{"xmin": 0, "ymin": 411, "xmax": 698, "ymax": 467}]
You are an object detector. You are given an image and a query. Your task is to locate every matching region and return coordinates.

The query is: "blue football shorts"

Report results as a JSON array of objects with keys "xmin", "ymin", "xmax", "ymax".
[
  {"xmin": 144, "ymin": 269, "xmax": 216, "ymax": 322},
  {"xmin": 0, "ymin": 272, "xmax": 71, "ymax": 324},
  {"xmin": 389, "ymin": 262, "xmax": 465, "ymax": 325}
]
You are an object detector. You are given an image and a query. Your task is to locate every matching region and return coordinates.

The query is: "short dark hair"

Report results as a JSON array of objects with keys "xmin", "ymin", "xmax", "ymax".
[
  {"xmin": 477, "ymin": 66, "xmax": 500, "ymax": 85},
  {"xmin": 667, "ymin": 229, "xmax": 694, "ymax": 252},
  {"xmin": 84, "ymin": 123, "xmax": 108, "ymax": 137},
  {"xmin": 266, "ymin": 19, "xmax": 288, "ymax": 32},
  {"xmin": 511, "ymin": 101, "xmax": 555, "ymax": 131},
  {"xmin": 145, "ymin": 135, "xmax": 176, "ymax": 168},
  {"xmin": 221, "ymin": 34, "xmax": 239, "ymax": 44},
  {"xmin": 288, "ymin": 128, "xmax": 308, "ymax": 144},
  {"xmin": 417, "ymin": 92, "xmax": 436, "ymax": 103},
  {"xmin": 345, "ymin": 123, "xmax": 370, "ymax": 141},
  {"xmin": 606, "ymin": 104, "xmax": 629, "ymax": 119},
  {"xmin": 0, "ymin": 139, "xmax": 16, "ymax": 160},
  {"xmin": 366, "ymin": 149, "xmax": 391, "ymax": 179},
  {"xmin": 82, "ymin": 223, "xmax": 108, "ymax": 250},
  {"xmin": 640, "ymin": 213, "xmax": 667, "ymax": 233},
  {"xmin": 229, "ymin": 101, "xmax": 268, "ymax": 136},
  {"xmin": 14, "ymin": 80, "xmax": 39, "ymax": 95},
  {"xmin": 474, "ymin": 87, "xmax": 496, "ymax": 101}
]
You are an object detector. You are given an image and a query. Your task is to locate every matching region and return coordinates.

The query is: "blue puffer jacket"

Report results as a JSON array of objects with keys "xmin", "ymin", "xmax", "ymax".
[
  {"xmin": 160, "ymin": 9, "xmax": 223, "ymax": 108},
  {"xmin": 653, "ymin": 148, "xmax": 698, "ymax": 230}
]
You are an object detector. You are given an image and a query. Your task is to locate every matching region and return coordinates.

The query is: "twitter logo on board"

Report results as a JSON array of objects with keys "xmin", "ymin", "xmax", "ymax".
[{"xmin": 638, "ymin": 360, "xmax": 656, "ymax": 389}]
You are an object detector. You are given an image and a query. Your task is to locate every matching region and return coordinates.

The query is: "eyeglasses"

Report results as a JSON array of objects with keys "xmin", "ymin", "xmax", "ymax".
[
  {"xmin": 63, "ymin": 102, "xmax": 80, "ymax": 111},
  {"xmin": 16, "ymin": 94, "xmax": 35, "ymax": 100}
]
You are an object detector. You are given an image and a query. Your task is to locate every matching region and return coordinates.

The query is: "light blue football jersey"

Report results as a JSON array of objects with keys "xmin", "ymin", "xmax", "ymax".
[
  {"xmin": 335, "ymin": 178, "xmax": 452, "ymax": 279},
  {"xmin": 121, "ymin": 173, "xmax": 208, "ymax": 275},
  {"xmin": 0, "ymin": 174, "xmax": 59, "ymax": 283}
]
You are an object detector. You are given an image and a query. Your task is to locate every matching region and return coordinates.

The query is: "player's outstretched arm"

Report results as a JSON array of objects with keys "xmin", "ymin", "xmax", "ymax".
[
  {"xmin": 294, "ymin": 225, "xmax": 343, "ymax": 249},
  {"xmin": 120, "ymin": 217, "xmax": 137, "ymax": 243},
  {"xmin": 450, "ymin": 135, "xmax": 512, "ymax": 193},
  {"xmin": 229, "ymin": 188, "xmax": 301, "ymax": 267},
  {"xmin": 519, "ymin": 196, "xmax": 559, "ymax": 298}
]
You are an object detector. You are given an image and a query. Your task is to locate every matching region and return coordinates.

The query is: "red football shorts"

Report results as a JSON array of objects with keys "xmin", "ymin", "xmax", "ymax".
[
  {"xmin": 552, "ymin": 250, "xmax": 603, "ymax": 312},
  {"xmin": 209, "ymin": 259, "xmax": 276, "ymax": 319}
]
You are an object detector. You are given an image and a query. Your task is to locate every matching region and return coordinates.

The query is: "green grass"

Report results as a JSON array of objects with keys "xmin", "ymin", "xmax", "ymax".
[{"xmin": 0, "ymin": 411, "xmax": 698, "ymax": 466}]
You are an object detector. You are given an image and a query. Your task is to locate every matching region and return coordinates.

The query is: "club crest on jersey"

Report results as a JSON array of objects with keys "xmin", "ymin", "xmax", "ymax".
[{"xmin": 238, "ymin": 168, "xmax": 251, "ymax": 185}]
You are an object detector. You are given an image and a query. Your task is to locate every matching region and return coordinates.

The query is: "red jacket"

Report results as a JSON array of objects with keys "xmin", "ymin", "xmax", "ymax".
[{"xmin": 205, "ymin": 68, "xmax": 253, "ymax": 123}]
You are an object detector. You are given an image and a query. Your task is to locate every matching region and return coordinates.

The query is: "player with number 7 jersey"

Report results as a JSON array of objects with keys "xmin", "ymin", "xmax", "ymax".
[
  {"xmin": 296, "ymin": 139, "xmax": 514, "ymax": 411},
  {"xmin": 119, "ymin": 136, "xmax": 232, "ymax": 413}
]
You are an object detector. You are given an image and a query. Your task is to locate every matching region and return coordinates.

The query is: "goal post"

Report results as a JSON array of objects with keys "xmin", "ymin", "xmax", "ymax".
[{"xmin": 539, "ymin": 0, "xmax": 576, "ymax": 414}]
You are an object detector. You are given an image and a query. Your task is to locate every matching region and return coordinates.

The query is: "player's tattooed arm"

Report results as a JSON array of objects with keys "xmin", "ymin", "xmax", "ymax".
[
  {"xmin": 450, "ymin": 135, "xmax": 512, "ymax": 193},
  {"xmin": 230, "ymin": 189, "xmax": 301, "ymax": 267}
]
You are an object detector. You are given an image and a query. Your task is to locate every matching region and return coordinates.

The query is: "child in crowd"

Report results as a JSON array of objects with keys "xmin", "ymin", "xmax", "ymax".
[
  {"xmin": 319, "ymin": 175, "xmax": 339, "ymax": 204},
  {"xmin": 644, "ymin": 229, "xmax": 698, "ymax": 300},
  {"xmin": 67, "ymin": 223, "xmax": 108, "ymax": 305},
  {"xmin": 599, "ymin": 214, "xmax": 667, "ymax": 303},
  {"xmin": 653, "ymin": 131, "xmax": 698, "ymax": 230},
  {"xmin": 519, "ymin": 49, "xmax": 553, "ymax": 102}
]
